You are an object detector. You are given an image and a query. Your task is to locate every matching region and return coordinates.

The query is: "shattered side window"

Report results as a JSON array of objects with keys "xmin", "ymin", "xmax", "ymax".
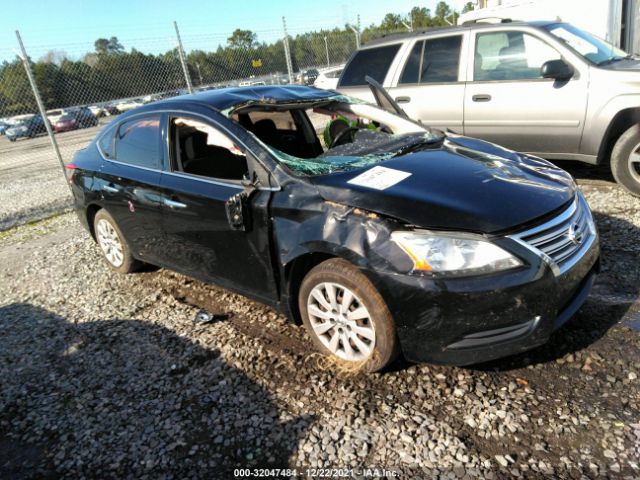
[{"xmin": 171, "ymin": 117, "xmax": 248, "ymax": 181}]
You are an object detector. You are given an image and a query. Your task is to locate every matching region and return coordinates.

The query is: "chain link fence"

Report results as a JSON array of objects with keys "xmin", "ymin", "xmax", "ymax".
[{"xmin": 0, "ymin": 19, "xmax": 405, "ymax": 229}]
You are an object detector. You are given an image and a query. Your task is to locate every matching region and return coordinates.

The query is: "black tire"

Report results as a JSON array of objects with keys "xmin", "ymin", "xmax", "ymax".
[
  {"xmin": 298, "ymin": 258, "xmax": 398, "ymax": 373},
  {"xmin": 93, "ymin": 209, "xmax": 142, "ymax": 274},
  {"xmin": 611, "ymin": 124, "xmax": 640, "ymax": 197}
]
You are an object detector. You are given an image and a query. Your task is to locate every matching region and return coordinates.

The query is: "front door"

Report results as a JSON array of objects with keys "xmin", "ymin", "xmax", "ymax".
[
  {"xmin": 464, "ymin": 29, "xmax": 588, "ymax": 155},
  {"xmin": 159, "ymin": 114, "xmax": 278, "ymax": 302}
]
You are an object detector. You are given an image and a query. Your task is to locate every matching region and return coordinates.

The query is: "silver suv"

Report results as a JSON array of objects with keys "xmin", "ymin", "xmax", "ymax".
[{"xmin": 337, "ymin": 20, "xmax": 640, "ymax": 196}]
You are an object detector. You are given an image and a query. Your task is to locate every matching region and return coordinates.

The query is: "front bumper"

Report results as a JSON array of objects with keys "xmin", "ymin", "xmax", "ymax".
[{"xmin": 366, "ymin": 231, "xmax": 600, "ymax": 366}]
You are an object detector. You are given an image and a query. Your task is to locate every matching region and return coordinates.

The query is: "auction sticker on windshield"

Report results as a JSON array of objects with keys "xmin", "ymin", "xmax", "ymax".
[{"xmin": 347, "ymin": 166, "xmax": 411, "ymax": 190}]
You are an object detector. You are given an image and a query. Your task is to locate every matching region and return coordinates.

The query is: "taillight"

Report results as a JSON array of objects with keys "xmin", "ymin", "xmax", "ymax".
[{"xmin": 64, "ymin": 163, "xmax": 77, "ymax": 184}]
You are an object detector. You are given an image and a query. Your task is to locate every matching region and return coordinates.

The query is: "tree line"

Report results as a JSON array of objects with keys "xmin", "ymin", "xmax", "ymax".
[{"xmin": 0, "ymin": 2, "xmax": 473, "ymax": 117}]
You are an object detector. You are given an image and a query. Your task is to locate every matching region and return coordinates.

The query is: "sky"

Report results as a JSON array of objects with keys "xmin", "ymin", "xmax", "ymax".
[{"xmin": 0, "ymin": 0, "xmax": 469, "ymax": 62}]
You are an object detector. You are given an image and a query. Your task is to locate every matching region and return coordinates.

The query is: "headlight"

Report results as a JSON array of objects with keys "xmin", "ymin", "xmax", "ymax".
[{"xmin": 391, "ymin": 231, "xmax": 522, "ymax": 276}]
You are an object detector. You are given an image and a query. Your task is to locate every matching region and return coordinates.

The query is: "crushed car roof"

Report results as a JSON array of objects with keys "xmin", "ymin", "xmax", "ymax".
[{"xmin": 161, "ymin": 85, "xmax": 337, "ymax": 111}]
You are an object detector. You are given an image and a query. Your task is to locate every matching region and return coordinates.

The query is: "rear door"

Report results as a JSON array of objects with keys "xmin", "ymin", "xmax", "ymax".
[
  {"xmin": 463, "ymin": 27, "xmax": 588, "ymax": 154},
  {"xmin": 159, "ymin": 113, "xmax": 278, "ymax": 302},
  {"xmin": 388, "ymin": 32, "xmax": 468, "ymax": 132},
  {"xmin": 97, "ymin": 113, "xmax": 167, "ymax": 265}
]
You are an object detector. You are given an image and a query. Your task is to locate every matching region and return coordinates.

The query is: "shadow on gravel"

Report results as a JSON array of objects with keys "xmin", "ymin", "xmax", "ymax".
[
  {"xmin": 0, "ymin": 303, "xmax": 312, "ymax": 478},
  {"xmin": 472, "ymin": 210, "xmax": 640, "ymax": 373}
]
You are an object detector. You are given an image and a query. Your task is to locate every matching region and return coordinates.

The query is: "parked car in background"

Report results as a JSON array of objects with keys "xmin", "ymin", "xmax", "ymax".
[
  {"xmin": 313, "ymin": 65, "xmax": 344, "ymax": 90},
  {"xmin": 301, "ymin": 68, "xmax": 320, "ymax": 85},
  {"xmin": 46, "ymin": 108, "xmax": 70, "ymax": 124},
  {"xmin": 54, "ymin": 107, "xmax": 98, "ymax": 133},
  {"xmin": 238, "ymin": 80, "xmax": 267, "ymax": 87},
  {"xmin": 67, "ymin": 84, "xmax": 599, "ymax": 372},
  {"xmin": 88, "ymin": 105, "xmax": 107, "ymax": 118},
  {"xmin": 338, "ymin": 20, "xmax": 640, "ymax": 196},
  {"xmin": 115, "ymin": 98, "xmax": 144, "ymax": 112},
  {"xmin": 6, "ymin": 114, "xmax": 46, "ymax": 141},
  {"xmin": 103, "ymin": 103, "xmax": 121, "ymax": 116}
]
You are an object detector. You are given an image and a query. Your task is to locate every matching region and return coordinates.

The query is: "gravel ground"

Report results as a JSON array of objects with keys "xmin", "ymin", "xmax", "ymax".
[
  {"xmin": 0, "ymin": 165, "xmax": 639, "ymax": 477},
  {"xmin": 0, "ymin": 121, "xmax": 109, "ymax": 231}
]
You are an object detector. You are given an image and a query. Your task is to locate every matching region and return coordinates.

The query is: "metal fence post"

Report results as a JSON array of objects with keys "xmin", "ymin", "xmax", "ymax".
[
  {"xmin": 15, "ymin": 30, "xmax": 70, "ymax": 192},
  {"xmin": 282, "ymin": 17, "xmax": 294, "ymax": 84},
  {"xmin": 174, "ymin": 21, "xmax": 193, "ymax": 93}
]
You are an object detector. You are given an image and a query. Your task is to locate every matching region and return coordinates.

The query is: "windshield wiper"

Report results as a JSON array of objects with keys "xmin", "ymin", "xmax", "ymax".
[{"xmin": 394, "ymin": 134, "xmax": 445, "ymax": 156}]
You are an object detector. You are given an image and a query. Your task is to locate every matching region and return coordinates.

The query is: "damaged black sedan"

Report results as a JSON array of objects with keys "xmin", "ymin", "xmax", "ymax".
[{"xmin": 68, "ymin": 83, "xmax": 599, "ymax": 372}]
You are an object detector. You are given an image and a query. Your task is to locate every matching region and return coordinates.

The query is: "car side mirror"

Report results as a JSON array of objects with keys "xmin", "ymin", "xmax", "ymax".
[
  {"xmin": 225, "ymin": 175, "xmax": 257, "ymax": 231},
  {"xmin": 540, "ymin": 59, "xmax": 574, "ymax": 81}
]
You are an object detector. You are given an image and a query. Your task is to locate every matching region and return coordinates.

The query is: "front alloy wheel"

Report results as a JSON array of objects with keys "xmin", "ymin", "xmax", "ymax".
[
  {"xmin": 307, "ymin": 282, "xmax": 376, "ymax": 362},
  {"xmin": 299, "ymin": 258, "xmax": 398, "ymax": 372}
]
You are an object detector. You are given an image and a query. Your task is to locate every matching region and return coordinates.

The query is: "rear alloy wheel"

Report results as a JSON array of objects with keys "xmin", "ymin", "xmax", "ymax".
[
  {"xmin": 299, "ymin": 259, "xmax": 398, "ymax": 372},
  {"xmin": 611, "ymin": 124, "xmax": 640, "ymax": 197},
  {"xmin": 93, "ymin": 210, "xmax": 141, "ymax": 273}
]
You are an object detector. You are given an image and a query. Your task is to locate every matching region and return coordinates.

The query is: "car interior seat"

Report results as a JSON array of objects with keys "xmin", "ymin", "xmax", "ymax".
[
  {"xmin": 180, "ymin": 129, "xmax": 247, "ymax": 180},
  {"xmin": 496, "ymin": 45, "xmax": 529, "ymax": 79},
  {"xmin": 251, "ymin": 119, "xmax": 279, "ymax": 145}
]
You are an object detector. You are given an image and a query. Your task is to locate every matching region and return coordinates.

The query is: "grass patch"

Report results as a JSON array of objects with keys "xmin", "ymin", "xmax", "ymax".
[{"xmin": 0, "ymin": 210, "xmax": 72, "ymax": 243}]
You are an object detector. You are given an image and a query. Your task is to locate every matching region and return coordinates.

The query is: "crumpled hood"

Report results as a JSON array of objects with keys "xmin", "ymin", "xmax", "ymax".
[{"xmin": 311, "ymin": 135, "xmax": 576, "ymax": 234}]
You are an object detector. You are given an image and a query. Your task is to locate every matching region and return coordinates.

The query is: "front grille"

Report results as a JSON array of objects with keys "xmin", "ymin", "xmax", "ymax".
[{"xmin": 511, "ymin": 194, "xmax": 595, "ymax": 274}]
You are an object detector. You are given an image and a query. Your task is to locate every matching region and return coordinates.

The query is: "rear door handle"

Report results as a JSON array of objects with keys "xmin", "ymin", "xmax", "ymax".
[
  {"xmin": 395, "ymin": 96, "xmax": 411, "ymax": 103},
  {"xmin": 472, "ymin": 94, "xmax": 492, "ymax": 102},
  {"xmin": 102, "ymin": 184, "xmax": 119, "ymax": 193},
  {"xmin": 164, "ymin": 198, "xmax": 187, "ymax": 209}
]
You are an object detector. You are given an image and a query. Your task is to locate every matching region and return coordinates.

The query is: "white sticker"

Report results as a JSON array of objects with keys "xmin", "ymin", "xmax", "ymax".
[{"xmin": 347, "ymin": 166, "xmax": 411, "ymax": 190}]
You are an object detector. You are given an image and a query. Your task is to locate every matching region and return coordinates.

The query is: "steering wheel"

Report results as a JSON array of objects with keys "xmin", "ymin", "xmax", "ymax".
[{"xmin": 329, "ymin": 127, "xmax": 360, "ymax": 148}]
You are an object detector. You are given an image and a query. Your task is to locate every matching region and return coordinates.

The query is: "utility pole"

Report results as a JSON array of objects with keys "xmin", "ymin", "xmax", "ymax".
[
  {"xmin": 324, "ymin": 36, "xmax": 330, "ymax": 67},
  {"xmin": 173, "ymin": 21, "xmax": 193, "ymax": 93},
  {"xmin": 15, "ymin": 30, "xmax": 68, "ymax": 191},
  {"xmin": 402, "ymin": 10, "xmax": 414, "ymax": 31},
  {"xmin": 196, "ymin": 62, "xmax": 203, "ymax": 85},
  {"xmin": 282, "ymin": 16, "xmax": 294, "ymax": 84},
  {"xmin": 348, "ymin": 23, "xmax": 360, "ymax": 49}
]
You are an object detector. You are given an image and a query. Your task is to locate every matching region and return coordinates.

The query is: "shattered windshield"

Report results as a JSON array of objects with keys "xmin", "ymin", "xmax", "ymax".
[{"xmin": 229, "ymin": 96, "xmax": 433, "ymax": 176}]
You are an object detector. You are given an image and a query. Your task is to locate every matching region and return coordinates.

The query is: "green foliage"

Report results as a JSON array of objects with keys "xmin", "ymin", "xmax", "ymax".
[
  {"xmin": 94, "ymin": 37, "xmax": 124, "ymax": 55},
  {"xmin": 227, "ymin": 29, "xmax": 258, "ymax": 49},
  {"xmin": 0, "ymin": 3, "xmax": 464, "ymax": 117},
  {"xmin": 0, "ymin": 60, "xmax": 36, "ymax": 114}
]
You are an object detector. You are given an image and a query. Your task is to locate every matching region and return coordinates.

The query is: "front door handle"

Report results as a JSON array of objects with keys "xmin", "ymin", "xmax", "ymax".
[
  {"xmin": 102, "ymin": 184, "xmax": 119, "ymax": 193},
  {"xmin": 164, "ymin": 198, "xmax": 187, "ymax": 209},
  {"xmin": 395, "ymin": 96, "xmax": 411, "ymax": 103},
  {"xmin": 472, "ymin": 94, "xmax": 492, "ymax": 102}
]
